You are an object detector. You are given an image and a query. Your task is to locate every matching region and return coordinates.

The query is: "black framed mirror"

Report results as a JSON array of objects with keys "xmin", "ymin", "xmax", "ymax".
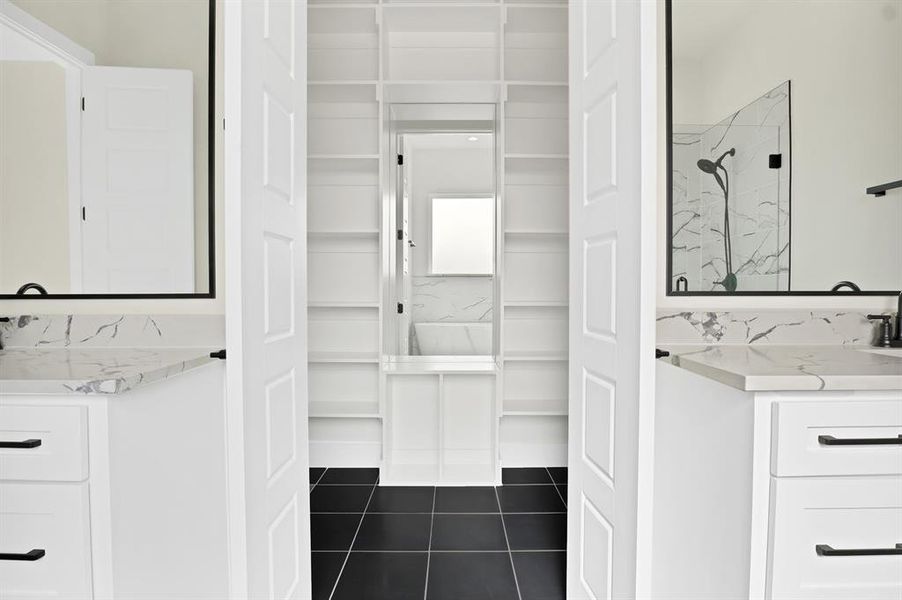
[
  {"xmin": 0, "ymin": 0, "xmax": 215, "ymax": 299},
  {"xmin": 665, "ymin": 0, "xmax": 901, "ymax": 296}
]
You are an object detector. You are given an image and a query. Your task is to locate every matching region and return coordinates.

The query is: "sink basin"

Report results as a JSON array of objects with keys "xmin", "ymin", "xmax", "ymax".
[{"xmin": 858, "ymin": 347, "xmax": 902, "ymax": 358}]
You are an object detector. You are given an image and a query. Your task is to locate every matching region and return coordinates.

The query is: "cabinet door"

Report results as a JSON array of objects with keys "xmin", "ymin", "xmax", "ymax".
[
  {"xmin": 769, "ymin": 477, "xmax": 902, "ymax": 599},
  {"xmin": 442, "ymin": 374, "xmax": 496, "ymax": 483},
  {"xmin": 0, "ymin": 482, "xmax": 92, "ymax": 600}
]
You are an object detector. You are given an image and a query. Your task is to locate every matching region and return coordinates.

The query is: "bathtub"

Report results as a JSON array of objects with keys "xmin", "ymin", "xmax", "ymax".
[{"xmin": 413, "ymin": 322, "xmax": 492, "ymax": 355}]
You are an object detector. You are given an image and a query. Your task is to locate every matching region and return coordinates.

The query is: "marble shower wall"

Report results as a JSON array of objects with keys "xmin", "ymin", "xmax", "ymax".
[
  {"xmin": 0, "ymin": 314, "xmax": 224, "ymax": 348},
  {"xmin": 411, "ymin": 277, "xmax": 493, "ymax": 324},
  {"xmin": 672, "ymin": 82, "xmax": 791, "ymax": 292},
  {"xmin": 657, "ymin": 310, "xmax": 877, "ymax": 346}
]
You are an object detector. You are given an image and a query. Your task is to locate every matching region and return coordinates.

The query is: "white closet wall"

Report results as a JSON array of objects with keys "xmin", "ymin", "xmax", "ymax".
[{"xmin": 307, "ymin": 0, "xmax": 569, "ymax": 468}]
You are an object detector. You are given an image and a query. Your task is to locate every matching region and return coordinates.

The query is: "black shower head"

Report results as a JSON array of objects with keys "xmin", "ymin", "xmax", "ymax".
[{"xmin": 696, "ymin": 158, "xmax": 718, "ymax": 174}]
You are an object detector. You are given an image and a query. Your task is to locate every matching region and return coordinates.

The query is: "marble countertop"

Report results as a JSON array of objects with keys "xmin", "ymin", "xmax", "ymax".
[
  {"xmin": 0, "ymin": 347, "xmax": 219, "ymax": 395},
  {"xmin": 662, "ymin": 345, "xmax": 902, "ymax": 392}
]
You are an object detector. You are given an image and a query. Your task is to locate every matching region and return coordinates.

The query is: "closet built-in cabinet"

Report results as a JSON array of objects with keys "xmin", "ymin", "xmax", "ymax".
[{"xmin": 306, "ymin": 0, "xmax": 569, "ymax": 479}]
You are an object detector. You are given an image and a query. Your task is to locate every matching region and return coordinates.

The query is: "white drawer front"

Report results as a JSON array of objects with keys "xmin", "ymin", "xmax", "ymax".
[
  {"xmin": 0, "ymin": 405, "xmax": 88, "ymax": 482},
  {"xmin": 769, "ymin": 477, "xmax": 902, "ymax": 600},
  {"xmin": 772, "ymin": 400, "xmax": 902, "ymax": 477},
  {"xmin": 0, "ymin": 482, "xmax": 93, "ymax": 600}
]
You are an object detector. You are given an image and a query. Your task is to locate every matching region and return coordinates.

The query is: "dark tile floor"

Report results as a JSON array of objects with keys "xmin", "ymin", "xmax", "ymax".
[{"xmin": 310, "ymin": 467, "xmax": 568, "ymax": 600}]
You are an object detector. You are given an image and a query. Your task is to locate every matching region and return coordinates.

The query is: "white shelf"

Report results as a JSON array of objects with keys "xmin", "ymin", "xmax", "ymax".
[
  {"xmin": 308, "ymin": 300, "xmax": 381, "ymax": 308},
  {"xmin": 503, "ymin": 398, "xmax": 567, "ymax": 416},
  {"xmin": 504, "ymin": 153, "xmax": 567, "ymax": 160},
  {"xmin": 309, "ymin": 401, "xmax": 381, "ymax": 419},
  {"xmin": 308, "ymin": 230, "xmax": 380, "ymax": 238},
  {"xmin": 503, "ymin": 351, "xmax": 567, "ymax": 362},
  {"xmin": 308, "ymin": 154, "xmax": 381, "ymax": 160},
  {"xmin": 309, "ymin": 79, "xmax": 379, "ymax": 85},
  {"xmin": 504, "ymin": 300, "xmax": 568, "ymax": 307},
  {"xmin": 308, "ymin": 352, "xmax": 380, "ymax": 364}
]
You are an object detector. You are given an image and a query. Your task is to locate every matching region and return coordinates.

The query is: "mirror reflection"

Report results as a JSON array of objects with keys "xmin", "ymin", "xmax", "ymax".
[
  {"xmin": 669, "ymin": 0, "xmax": 902, "ymax": 294},
  {"xmin": 0, "ymin": 0, "xmax": 212, "ymax": 296},
  {"xmin": 389, "ymin": 105, "xmax": 497, "ymax": 357}
]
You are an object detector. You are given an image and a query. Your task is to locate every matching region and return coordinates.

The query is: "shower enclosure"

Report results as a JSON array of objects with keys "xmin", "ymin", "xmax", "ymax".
[{"xmin": 671, "ymin": 82, "xmax": 791, "ymax": 292}]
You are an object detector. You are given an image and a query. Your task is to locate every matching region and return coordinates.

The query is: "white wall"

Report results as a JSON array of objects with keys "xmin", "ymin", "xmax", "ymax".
[
  {"xmin": 3, "ymin": 0, "xmax": 223, "ymax": 314},
  {"xmin": 0, "ymin": 62, "xmax": 70, "ymax": 292},
  {"xmin": 659, "ymin": 0, "xmax": 900, "ymax": 310}
]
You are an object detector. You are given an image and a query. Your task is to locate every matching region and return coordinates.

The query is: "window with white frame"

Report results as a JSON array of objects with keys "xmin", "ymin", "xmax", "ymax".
[{"xmin": 430, "ymin": 195, "xmax": 495, "ymax": 275}]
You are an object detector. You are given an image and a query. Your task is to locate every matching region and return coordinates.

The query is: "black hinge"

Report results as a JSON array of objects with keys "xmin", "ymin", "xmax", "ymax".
[
  {"xmin": 210, "ymin": 349, "xmax": 227, "ymax": 360},
  {"xmin": 397, "ymin": 154, "xmax": 403, "ymax": 166},
  {"xmin": 768, "ymin": 153, "xmax": 782, "ymax": 169},
  {"xmin": 397, "ymin": 303, "xmax": 404, "ymax": 314},
  {"xmin": 397, "ymin": 229, "xmax": 403, "ymax": 241},
  {"xmin": 81, "ymin": 207, "xmax": 86, "ymax": 221},
  {"xmin": 81, "ymin": 97, "xmax": 85, "ymax": 111}
]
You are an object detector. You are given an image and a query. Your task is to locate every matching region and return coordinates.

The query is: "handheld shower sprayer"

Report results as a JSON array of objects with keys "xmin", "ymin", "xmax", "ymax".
[{"xmin": 697, "ymin": 147, "xmax": 737, "ymax": 291}]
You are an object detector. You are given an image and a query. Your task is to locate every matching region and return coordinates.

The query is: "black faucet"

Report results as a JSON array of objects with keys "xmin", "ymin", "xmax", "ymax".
[
  {"xmin": 0, "ymin": 316, "xmax": 8, "ymax": 350},
  {"xmin": 872, "ymin": 292, "xmax": 902, "ymax": 347},
  {"xmin": 16, "ymin": 283, "xmax": 47, "ymax": 295}
]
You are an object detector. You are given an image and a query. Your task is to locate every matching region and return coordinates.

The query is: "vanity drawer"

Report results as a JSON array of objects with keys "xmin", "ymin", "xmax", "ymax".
[
  {"xmin": 772, "ymin": 400, "xmax": 902, "ymax": 477},
  {"xmin": 0, "ymin": 405, "xmax": 89, "ymax": 482},
  {"xmin": 768, "ymin": 477, "xmax": 902, "ymax": 600},
  {"xmin": 0, "ymin": 482, "xmax": 93, "ymax": 600}
]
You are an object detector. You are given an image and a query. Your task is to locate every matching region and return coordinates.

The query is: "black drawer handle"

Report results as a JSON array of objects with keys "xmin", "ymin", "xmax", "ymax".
[
  {"xmin": 0, "ymin": 438, "xmax": 42, "ymax": 449},
  {"xmin": 0, "ymin": 549, "xmax": 46, "ymax": 561},
  {"xmin": 817, "ymin": 543, "xmax": 902, "ymax": 557},
  {"xmin": 818, "ymin": 434, "xmax": 902, "ymax": 446}
]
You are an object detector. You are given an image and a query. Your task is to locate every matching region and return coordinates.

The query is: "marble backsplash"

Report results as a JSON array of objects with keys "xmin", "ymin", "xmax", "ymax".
[
  {"xmin": 0, "ymin": 314, "xmax": 225, "ymax": 348},
  {"xmin": 657, "ymin": 310, "xmax": 878, "ymax": 346}
]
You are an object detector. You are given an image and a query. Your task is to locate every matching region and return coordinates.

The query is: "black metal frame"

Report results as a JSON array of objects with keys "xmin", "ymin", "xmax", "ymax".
[
  {"xmin": 0, "ymin": 0, "xmax": 217, "ymax": 300},
  {"xmin": 664, "ymin": 0, "xmax": 896, "ymax": 297}
]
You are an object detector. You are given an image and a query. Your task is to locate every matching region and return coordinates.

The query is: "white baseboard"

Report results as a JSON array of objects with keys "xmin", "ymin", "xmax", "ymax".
[
  {"xmin": 309, "ymin": 441, "xmax": 382, "ymax": 467},
  {"xmin": 500, "ymin": 442, "xmax": 567, "ymax": 467}
]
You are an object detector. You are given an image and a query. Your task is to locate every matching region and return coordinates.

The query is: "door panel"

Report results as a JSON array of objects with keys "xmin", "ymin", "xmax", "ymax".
[
  {"xmin": 81, "ymin": 66, "xmax": 195, "ymax": 293},
  {"xmin": 568, "ymin": 0, "xmax": 653, "ymax": 598},
  {"xmin": 224, "ymin": 0, "xmax": 311, "ymax": 598}
]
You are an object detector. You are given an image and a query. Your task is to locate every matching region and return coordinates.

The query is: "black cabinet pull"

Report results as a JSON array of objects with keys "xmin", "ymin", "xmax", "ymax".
[
  {"xmin": 0, "ymin": 438, "xmax": 42, "ymax": 449},
  {"xmin": 0, "ymin": 549, "xmax": 46, "ymax": 561},
  {"xmin": 816, "ymin": 543, "xmax": 902, "ymax": 557},
  {"xmin": 818, "ymin": 434, "xmax": 902, "ymax": 446}
]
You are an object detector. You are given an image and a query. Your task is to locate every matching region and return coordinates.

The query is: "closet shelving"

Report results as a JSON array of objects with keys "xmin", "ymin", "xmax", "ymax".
[
  {"xmin": 307, "ymin": 4, "xmax": 383, "ymax": 438},
  {"xmin": 499, "ymin": 3, "xmax": 569, "ymax": 431},
  {"xmin": 307, "ymin": 0, "xmax": 569, "ymax": 466}
]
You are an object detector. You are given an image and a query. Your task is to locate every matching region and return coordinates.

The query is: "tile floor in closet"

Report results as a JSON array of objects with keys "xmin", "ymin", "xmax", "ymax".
[{"xmin": 310, "ymin": 467, "xmax": 568, "ymax": 600}]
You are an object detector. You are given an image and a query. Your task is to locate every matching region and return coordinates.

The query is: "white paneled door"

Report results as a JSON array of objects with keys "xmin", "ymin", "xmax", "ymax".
[
  {"xmin": 567, "ymin": 0, "xmax": 656, "ymax": 598},
  {"xmin": 224, "ymin": 1, "xmax": 310, "ymax": 598},
  {"xmin": 81, "ymin": 66, "xmax": 195, "ymax": 293}
]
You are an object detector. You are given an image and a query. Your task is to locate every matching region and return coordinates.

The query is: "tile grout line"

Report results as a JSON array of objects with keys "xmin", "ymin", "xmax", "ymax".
[
  {"xmin": 494, "ymin": 487, "xmax": 523, "ymax": 600},
  {"xmin": 311, "ymin": 467, "xmax": 329, "ymax": 493},
  {"xmin": 546, "ymin": 467, "xmax": 568, "ymax": 510},
  {"xmin": 327, "ymin": 477, "xmax": 379, "ymax": 600},
  {"xmin": 423, "ymin": 487, "xmax": 437, "ymax": 600}
]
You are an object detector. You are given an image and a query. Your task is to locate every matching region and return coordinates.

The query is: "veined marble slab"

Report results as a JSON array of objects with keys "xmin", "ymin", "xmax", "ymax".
[
  {"xmin": 0, "ymin": 315, "xmax": 224, "ymax": 348},
  {"xmin": 662, "ymin": 345, "xmax": 902, "ymax": 391},
  {"xmin": 657, "ymin": 310, "xmax": 875, "ymax": 345},
  {"xmin": 0, "ymin": 348, "xmax": 219, "ymax": 395}
]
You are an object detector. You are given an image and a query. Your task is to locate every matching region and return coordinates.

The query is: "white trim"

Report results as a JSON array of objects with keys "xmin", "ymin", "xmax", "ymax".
[
  {"xmin": 0, "ymin": 0, "xmax": 95, "ymax": 66},
  {"xmin": 636, "ymin": 0, "xmax": 660, "ymax": 596},
  {"xmin": 222, "ymin": 0, "xmax": 248, "ymax": 596}
]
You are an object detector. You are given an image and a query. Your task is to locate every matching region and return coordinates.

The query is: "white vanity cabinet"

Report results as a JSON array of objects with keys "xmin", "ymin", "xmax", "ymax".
[
  {"xmin": 652, "ymin": 361, "xmax": 902, "ymax": 600},
  {"xmin": 0, "ymin": 361, "xmax": 229, "ymax": 600}
]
